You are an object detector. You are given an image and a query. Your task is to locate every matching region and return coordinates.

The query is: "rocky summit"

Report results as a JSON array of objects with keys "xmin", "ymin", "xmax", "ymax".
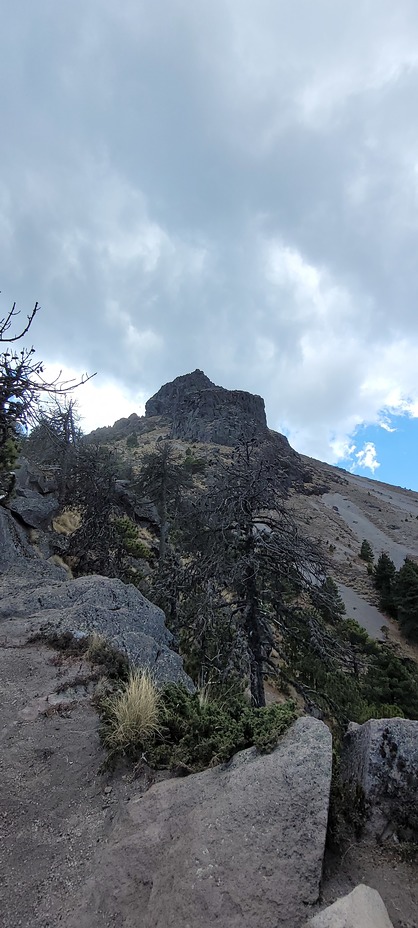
[
  {"xmin": 86, "ymin": 368, "xmax": 308, "ymax": 485},
  {"xmin": 145, "ymin": 368, "xmax": 268, "ymax": 445}
]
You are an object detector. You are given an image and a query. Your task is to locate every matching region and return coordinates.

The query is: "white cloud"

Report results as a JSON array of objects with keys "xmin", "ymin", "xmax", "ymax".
[
  {"xmin": 3, "ymin": 1, "xmax": 418, "ymax": 475},
  {"xmin": 352, "ymin": 442, "xmax": 381, "ymax": 474},
  {"xmin": 42, "ymin": 362, "xmax": 146, "ymax": 434}
]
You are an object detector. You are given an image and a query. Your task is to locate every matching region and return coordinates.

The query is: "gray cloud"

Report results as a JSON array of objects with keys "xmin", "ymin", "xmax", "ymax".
[{"xmin": 2, "ymin": 1, "xmax": 418, "ymax": 459}]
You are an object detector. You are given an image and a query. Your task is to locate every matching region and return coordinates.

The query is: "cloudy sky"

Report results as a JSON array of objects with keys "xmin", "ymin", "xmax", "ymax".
[{"xmin": 2, "ymin": 1, "xmax": 418, "ymax": 487}]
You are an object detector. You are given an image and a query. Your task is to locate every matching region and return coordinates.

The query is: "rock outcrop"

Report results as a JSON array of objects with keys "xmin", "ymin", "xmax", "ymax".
[
  {"xmin": 146, "ymin": 369, "xmax": 268, "ymax": 445},
  {"xmin": 342, "ymin": 718, "xmax": 418, "ymax": 839},
  {"xmin": 6, "ymin": 456, "xmax": 60, "ymax": 529},
  {"xmin": 0, "ymin": 508, "xmax": 193, "ymax": 690},
  {"xmin": 68, "ymin": 716, "xmax": 332, "ymax": 928},
  {"xmin": 307, "ymin": 884, "xmax": 394, "ymax": 928}
]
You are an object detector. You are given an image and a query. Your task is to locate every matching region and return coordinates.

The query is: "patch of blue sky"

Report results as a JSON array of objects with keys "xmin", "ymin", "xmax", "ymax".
[{"xmin": 338, "ymin": 415, "xmax": 418, "ymax": 492}]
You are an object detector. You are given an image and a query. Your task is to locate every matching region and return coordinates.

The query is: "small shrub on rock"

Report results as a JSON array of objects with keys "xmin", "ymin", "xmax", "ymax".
[{"xmin": 99, "ymin": 681, "xmax": 297, "ymax": 773}]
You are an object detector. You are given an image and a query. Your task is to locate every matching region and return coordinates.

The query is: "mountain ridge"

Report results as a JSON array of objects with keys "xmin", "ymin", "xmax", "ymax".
[{"xmin": 85, "ymin": 370, "xmax": 418, "ymax": 649}]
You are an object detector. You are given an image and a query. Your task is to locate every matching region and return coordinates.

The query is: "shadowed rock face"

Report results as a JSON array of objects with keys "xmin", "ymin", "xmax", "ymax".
[
  {"xmin": 145, "ymin": 369, "xmax": 268, "ymax": 445},
  {"xmin": 341, "ymin": 718, "xmax": 418, "ymax": 840}
]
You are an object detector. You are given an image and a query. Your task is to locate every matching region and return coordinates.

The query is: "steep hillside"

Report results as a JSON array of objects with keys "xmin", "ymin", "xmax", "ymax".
[
  {"xmin": 88, "ymin": 370, "xmax": 418, "ymax": 648},
  {"xmin": 3, "ymin": 371, "xmax": 418, "ymax": 928}
]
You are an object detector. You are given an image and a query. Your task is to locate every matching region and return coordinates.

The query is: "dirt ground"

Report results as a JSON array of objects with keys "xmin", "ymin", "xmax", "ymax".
[
  {"xmin": 0, "ymin": 622, "xmax": 132, "ymax": 928},
  {"xmin": 321, "ymin": 842, "xmax": 418, "ymax": 928},
  {"xmin": 1, "ymin": 624, "xmax": 417, "ymax": 928}
]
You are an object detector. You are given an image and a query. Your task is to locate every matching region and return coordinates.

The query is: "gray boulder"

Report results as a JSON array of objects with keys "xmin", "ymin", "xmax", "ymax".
[
  {"xmin": 13, "ymin": 456, "xmax": 59, "ymax": 494},
  {"xmin": 341, "ymin": 718, "xmax": 418, "ymax": 839},
  {"xmin": 0, "ymin": 506, "xmax": 70, "ymax": 581},
  {"xmin": 307, "ymin": 884, "xmax": 394, "ymax": 928},
  {"xmin": 5, "ymin": 456, "xmax": 60, "ymax": 529},
  {"xmin": 7, "ymin": 487, "xmax": 60, "ymax": 529},
  {"xmin": 0, "ymin": 567, "xmax": 193, "ymax": 690},
  {"xmin": 68, "ymin": 716, "xmax": 332, "ymax": 928},
  {"xmin": 0, "ymin": 506, "xmax": 38, "ymax": 568}
]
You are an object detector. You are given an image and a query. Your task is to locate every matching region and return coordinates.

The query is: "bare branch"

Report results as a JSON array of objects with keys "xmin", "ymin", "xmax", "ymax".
[{"xmin": 0, "ymin": 301, "xmax": 40, "ymax": 342}]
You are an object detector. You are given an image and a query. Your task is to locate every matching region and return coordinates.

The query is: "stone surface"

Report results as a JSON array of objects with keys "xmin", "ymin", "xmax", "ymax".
[
  {"xmin": 341, "ymin": 718, "xmax": 418, "ymax": 838},
  {"xmin": 0, "ymin": 506, "xmax": 38, "ymax": 568},
  {"xmin": 7, "ymin": 487, "xmax": 60, "ymax": 529},
  {"xmin": 0, "ymin": 568, "xmax": 194, "ymax": 689},
  {"xmin": 68, "ymin": 716, "xmax": 332, "ymax": 928},
  {"xmin": 0, "ymin": 505, "xmax": 193, "ymax": 691},
  {"xmin": 307, "ymin": 884, "xmax": 394, "ymax": 927},
  {"xmin": 5, "ymin": 456, "xmax": 60, "ymax": 529},
  {"xmin": 86, "ymin": 410, "xmax": 145, "ymax": 444},
  {"xmin": 14, "ymin": 456, "xmax": 59, "ymax": 494},
  {"xmin": 145, "ymin": 369, "xmax": 268, "ymax": 445}
]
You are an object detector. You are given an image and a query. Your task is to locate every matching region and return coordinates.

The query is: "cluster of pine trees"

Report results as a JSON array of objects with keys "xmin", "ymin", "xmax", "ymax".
[
  {"xmin": 359, "ymin": 538, "xmax": 418, "ymax": 642},
  {"xmin": 372, "ymin": 548, "xmax": 418, "ymax": 642}
]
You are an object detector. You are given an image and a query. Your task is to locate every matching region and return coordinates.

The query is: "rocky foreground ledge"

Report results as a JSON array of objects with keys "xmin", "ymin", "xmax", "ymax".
[
  {"xmin": 1, "ymin": 505, "xmax": 417, "ymax": 926},
  {"xmin": 0, "ymin": 507, "xmax": 193, "ymax": 690},
  {"xmin": 68, "ymin": 716, "xmax": 332, "ymax": 928}
]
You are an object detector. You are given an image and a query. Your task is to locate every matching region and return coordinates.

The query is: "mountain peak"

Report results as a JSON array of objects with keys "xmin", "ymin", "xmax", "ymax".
[{"xmin": 145, "ymin": 370, "xmax": 267, "ymax": 445}]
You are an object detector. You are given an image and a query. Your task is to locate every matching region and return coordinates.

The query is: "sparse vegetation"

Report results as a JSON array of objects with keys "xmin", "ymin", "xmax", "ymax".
[
  {"xmin": 115, "ymin": 516, "xmax": 153, "ymax": 561},
  {"xmin": 360, "ymin": 538, "xmax": 374, "ymax": 563},
  {"xmin": 32, "ymin": 629, "xmax": 130, "ymax": 681},
  {"xmin": 98, "ymin": 679, "xmax": 297, "ymax": 773},
  {"xmin": 101, "ymin": 670, "xmax": 161, "ymax": 754},
  {"xmin": 372, "ymin": 553, "xmax": 418, "ymax": 642},
  {"xmin": 126, "ymin": 433, "xmax": 138, "ymax": 449}
]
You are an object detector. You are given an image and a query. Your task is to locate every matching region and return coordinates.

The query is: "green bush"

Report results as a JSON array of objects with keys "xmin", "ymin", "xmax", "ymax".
[
  {"xmin": 99, "ymin": 682, "xmax": 297, "ymax": 773},
  {"xmin": 360, "ymin": 539, "xmax": 374, "ymax": 563},
  {"xmin": 183, "ymin": 449, "xmax": 206, "ymax": 474},
  {"xmin": 374, "ymin": 552, "xmax": 397, "ymax": 617},
  {"xmin": 115, "ymin": 516, "xmax": 153, "ymax": 560}
]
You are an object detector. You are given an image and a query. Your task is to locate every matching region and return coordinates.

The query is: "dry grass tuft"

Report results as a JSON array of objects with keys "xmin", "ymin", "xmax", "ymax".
[
  {"xmin": 47, "ymin": 554, "xmax": 73, "ymax": 577},
  {"xmin": 85, "ymin": 631, "xmax": 106, "ymax": 660},
  {"xmin": 102, "ymin": 670, "xmax": 161, "ymax": 753},
  {"xmin": 52, "ymin": 509, "xmax": 81, "ymax": 535}
]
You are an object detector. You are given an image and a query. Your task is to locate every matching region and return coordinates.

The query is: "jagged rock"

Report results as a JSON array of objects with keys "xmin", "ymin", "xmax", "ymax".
[
  {"xmin": 0, "ymin": 507, "xmax": 42, "ymax": 568},
  {"xmin": 7, "ymin": 487, "xmax": 60, "ymax": 529},
  {"xmin": 68, "ymin": 716, "xmax": 332, "ymax": 928},
  {"xmin": 14, "ymin": 456, "xmax": 59, "ymax": 494},
  {"xmin": 307, "ymin": 884, "xmax": 394, "ymax": 928},
  {"xmin": 86, "ymin": 410, "xmax": 145, "ymax": 444},
  {"xmin": 0, "ymin": 503, "xmax": 193, "ymax": 690},
  {"xmin": 341, "ymin": 718, "xmax": 418, "ymax": 839},
  {"xmin": 5, "ymin": 456, "xmax": 60, "ymax": 529},
  {"xmin": 146, "ymin": 369, "xmax": 268, "ymax": 445},
  {"xmin": 0, "ymin": 567, "xmax": 193, "ymax": 690}
]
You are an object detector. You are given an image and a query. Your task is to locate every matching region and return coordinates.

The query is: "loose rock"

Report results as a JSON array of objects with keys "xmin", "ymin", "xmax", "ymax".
[{"xmin": 307, "ymin": 884, "xmax": 394, "ymax": 928}]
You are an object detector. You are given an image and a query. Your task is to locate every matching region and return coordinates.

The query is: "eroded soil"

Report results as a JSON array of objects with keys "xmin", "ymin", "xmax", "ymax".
[{"xmin": 0, "ymin": 623, "xmax": 134, "ymax": 928}]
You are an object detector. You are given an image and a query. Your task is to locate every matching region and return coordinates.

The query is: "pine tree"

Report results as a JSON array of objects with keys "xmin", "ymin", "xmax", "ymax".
[
  {"xmin": 374, "ymin": 552, "xmax": 397, "ymax": 617},
  {"xmin": 395, "ymin": 558, "xmax": 418, "ymax": 642},
  {"xmin": 360, "ymin": 539, "xmax": 374, "ymax": 563}
]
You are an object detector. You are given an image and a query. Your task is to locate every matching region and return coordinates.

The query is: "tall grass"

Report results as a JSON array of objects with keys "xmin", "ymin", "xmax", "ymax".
[{"xmin": 102, "ymin": 670, "xmax": 161, "ymax": 753}]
